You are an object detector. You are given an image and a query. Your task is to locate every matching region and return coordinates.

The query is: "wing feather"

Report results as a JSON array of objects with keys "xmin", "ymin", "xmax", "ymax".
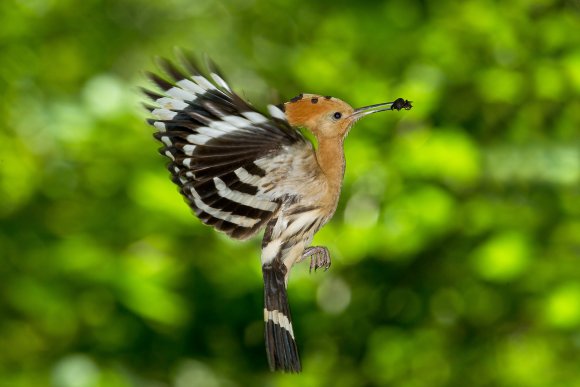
[{"xmin": 145, "ymin": 54, "xmax": 308, "ymax": 239}]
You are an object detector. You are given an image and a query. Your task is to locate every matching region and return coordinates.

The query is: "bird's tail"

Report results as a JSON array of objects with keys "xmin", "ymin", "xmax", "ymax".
[{"xmin": 262, "ymin": 261, "xmax": 301, "ymax": 372}]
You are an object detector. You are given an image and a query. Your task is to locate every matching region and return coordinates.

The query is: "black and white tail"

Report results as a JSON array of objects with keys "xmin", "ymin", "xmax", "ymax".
[{"xmin": 262, "ymin": 260, "xmax": 301, "ymax": 372}]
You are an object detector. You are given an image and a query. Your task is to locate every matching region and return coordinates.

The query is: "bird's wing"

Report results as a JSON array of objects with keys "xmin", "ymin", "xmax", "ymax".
[{"xmin": 144, "ymin": 54, "xmax": 311, "ymax": 240}]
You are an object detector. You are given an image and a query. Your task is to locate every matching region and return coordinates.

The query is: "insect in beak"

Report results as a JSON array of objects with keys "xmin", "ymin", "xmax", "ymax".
[{"xmin": 351, "ymin": 98, "xmax": 413, "ymax": 118}]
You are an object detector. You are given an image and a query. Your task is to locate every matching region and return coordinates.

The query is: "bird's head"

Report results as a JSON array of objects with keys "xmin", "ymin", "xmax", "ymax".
[{"xmin": 284, "ymin": 94, "xmax": 411, "ymax": 140}]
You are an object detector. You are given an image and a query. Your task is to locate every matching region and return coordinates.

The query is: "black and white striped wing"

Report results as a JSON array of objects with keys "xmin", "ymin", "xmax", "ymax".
[{"xmin": 143, "ymin": 55, "xmax": 306, "ymax": 240}]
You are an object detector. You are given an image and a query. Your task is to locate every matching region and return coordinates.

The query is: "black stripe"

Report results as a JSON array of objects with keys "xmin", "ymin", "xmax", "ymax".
[
  {"xmin": 265, "ymin": 319, "xmax": 276, "ymax": 369},
  {"xmin": 219, "ymin": 173, "xmax": 259, "ymax": 196},
  {"xmin": 229, "ymin": 203, "xmax": 271, "ymax": 223},
  {"xmin": 193, "ymin": 207, "xmax": 258, "ymax": 240},
  {"xmin": 169, "ymin": 105, "xmax": 214, "ymax": 123},
  {"xmin": 179, "ymin": 50, "xmax": 204, "ymax": 76},
  {"xmin": 142, "ymin": 103, "xmax": 157, "ymax": 112},
  {"xmin": 181, "ymin": 91, "xmax": 234, "ymax": 119},
  {"xmin": 147, "ymin": 71, "xmax": 174, "ymax": 92},
  {"xmin": 211, "ymin": 218, "xmax": 237, "ymax": 234},
  {"xmin": 159, "ymin": 121, "xmax": 202, "ymax": 132},
  {"xmin": 230, "ymin": 227, "xmax": 256, "ymax": 239},
  {"xmin": 192, "ymin": 180, "xmax": 216, "ymax": 199},
  {"xmin": 174, "ymin": 140, "xmax": 270, "ymax": 153},
  {"xmin": 229, "ymin": 90, "xmax": 255, "ymax": 113},
  {"xmin": 252, "ymin": 123, "xmax": 295, "ymax": 143},
  {"xmin": 193, "ymin": 161, "xmax": 253, "ymax": 182},
  {"xmin": 195, "ymin": 209, "xmax": 256, "ymax": 240},
  {"xmin": 141, "ymin": 87, "xmax": 165, "ymax": 101},
  {"xmin": 244, "ymin": 162, "xmax": 267, "ymax": 177},
  {"xmin": 209, "ymin": 126, "xmax": 285, "ymax": 143},
  {"xmin": 157, "ymin": 57, "xmax": 189, "ymax": 83},
  {"xmin": 301, "ymin": 219, "xmax": 319, "ymax": 235},
  {"xmin": 203, "ymin": 100, "xmax": 237, "ymax": 117},
  {"xmin": 203, "ymin": 89, "xmax": 236, "ymax": 109},
  {"xmin": 186, "ymin": 110, "xmax": 215, "ymax": 126},
  {"xmin": 286, "ymin": 205, "xmax": 318, "ymax": 216},
  {"xmin": 262, "ymin": 219, "xmax": 277, "ymax": 248},
  {"xmin": 196, "ymin": 210, "xmax": 248, "ymax": 235},
  {"xmin": 187, "ymin": 152, "xmax": 262, "ymax": 169},
  {"xmin": 202, "ymin": 193, "xmax": 272, "ymax": 220},
  {"xmin": 229, "ymin": 179, "xmax": 258, "ymax": 196},
  {"xmin": 219, "ymin": 171, "xmax": 238, "ymax": 186},
  {"xmin": 280, "ymin": 239, "xmax": 295, "ymax": 254}
]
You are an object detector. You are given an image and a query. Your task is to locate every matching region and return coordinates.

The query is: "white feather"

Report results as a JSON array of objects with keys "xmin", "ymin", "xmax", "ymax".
[
  {"xmin": 166, "ymin": 87, "xmax": 196, "ymax": 102},
  {"xmin": 164, "ymin": 150, "xmax": 175, "ymax": 161},
  {"xmin": 152, "ymin": 108, "xmax": 177, "ymax": 120},
  {"xmin": 284, "ymin": 210, "xmax": 320, "ymax": 236},
  {"xmin": 196, "ymin": 126, "xmax": 231, "ymax": 138},
  {"xmin": 190, "ymin": 187, "xmax": 260, "ymax": 228},
  {"xmin": 160, "ymin": 136, "xmax": 172, "ymax": 146},
  {"xmin": 183, "ymin": 145, "xmax": 196, "ymax": 156},
  {"xmin": 185, "ymin": 133, "xmax": 212, "ymax": 145},
  {"xmin": 176, "ymin": 79, "xmax": 205, "ymax": 95},
  {"xmin": 268, "ymin": 104, "xmax": 286, "ymax": 120},
  {"xmin": 193, "ymin": 75, "xmax": 217, "ymax": 91},
  {"xmin": 208, "ymin": 120, "xmax": 239, "ymax": 133},
  {"xmin": 241, "ymin": 111, "xmax": 268, "ymax": 124},
  {"xmin": 223, "ymin": 115, "xmax": 251, "ymax": 128},
  {"xmin": 264, "ymin": 309, "xmax": 295, "ymax": 339},
  {"xmin": 153, "ymin": 121, "xmax": 166, "ymax": 132},
  {"xmin": 210, "ymin": 72, "xmax": 231, "ymax": 91},
  {"xmin": 155, "ymin": 97, "xmax": 188, "ymax": 110},
  {"xmin": 234, "ymin": 167, "xmax": 262, "ymax": 186},
  {"xmin": 213, "ymin": 177, "xmax": 277, "ymax": 211},
  {"xmin": 261, "ymin": 239, "xmax": 282, "ymax": 265}
]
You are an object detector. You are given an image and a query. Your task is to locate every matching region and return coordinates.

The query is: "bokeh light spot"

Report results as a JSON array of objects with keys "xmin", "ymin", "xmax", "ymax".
[
  {"xmin": 317, "ymin": 276, "xmax": 352, "ymax": 315},
  {"xmin": 544, "ymin": 282, "xmax": 580, "ymax": 329},
  {"xmin": 52, "ymin": 354, "xmax": 99, "ymax": 387},
  {"xmin": 471, "ymin": 231, "xmax": 532, "ymax": 282}
]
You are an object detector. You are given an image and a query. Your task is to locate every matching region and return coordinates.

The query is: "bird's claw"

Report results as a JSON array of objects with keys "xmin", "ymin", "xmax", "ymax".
[{"xmin": 301, "ymin": 246, "xmax": 331, "ymax": 273}]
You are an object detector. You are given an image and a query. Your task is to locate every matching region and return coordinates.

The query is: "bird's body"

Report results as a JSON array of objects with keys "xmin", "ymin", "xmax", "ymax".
[{"xmin": 143, "ymin": 54, "xmax": 410, "ymax": 373}]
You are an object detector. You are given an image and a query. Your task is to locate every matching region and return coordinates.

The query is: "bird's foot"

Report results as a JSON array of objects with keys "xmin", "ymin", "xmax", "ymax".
[{"xmin": 301, "ymin": 246, "xmax": 331, "ymax": 273}]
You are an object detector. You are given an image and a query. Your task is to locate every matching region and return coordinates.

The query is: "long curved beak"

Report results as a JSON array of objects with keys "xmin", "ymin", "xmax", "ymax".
[{"xmin": 350, "ymin": 98, "xmax": 412, "ymax": 119}]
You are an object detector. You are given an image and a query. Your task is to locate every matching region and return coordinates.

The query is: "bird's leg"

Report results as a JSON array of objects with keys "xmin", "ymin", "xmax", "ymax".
[{"xmin": 300, "ymin": 246, "xmax": 331, "ymax": 273}]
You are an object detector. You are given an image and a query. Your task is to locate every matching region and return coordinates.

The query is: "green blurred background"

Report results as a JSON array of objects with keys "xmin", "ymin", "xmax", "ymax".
[{"xmin": 1, "ymin": 0, "xmax": 579, "ymax": 386}]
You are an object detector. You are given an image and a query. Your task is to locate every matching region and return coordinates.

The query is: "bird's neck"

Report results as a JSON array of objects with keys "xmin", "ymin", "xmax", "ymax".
[{"xmin": 315, "ymin": 136, "xmax": 346, "ymax": 194}]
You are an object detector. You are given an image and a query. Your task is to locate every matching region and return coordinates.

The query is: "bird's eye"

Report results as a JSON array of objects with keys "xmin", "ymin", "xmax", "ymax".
[{"xmin": 333, "ymin": 112, "xmax": 342, "ymax": 120}]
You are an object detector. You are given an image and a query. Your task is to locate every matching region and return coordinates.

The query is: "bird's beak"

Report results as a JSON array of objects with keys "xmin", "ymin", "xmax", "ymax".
[{"xmin": 350, "ymin": 98, "xmax": 412, "ymax": 119}]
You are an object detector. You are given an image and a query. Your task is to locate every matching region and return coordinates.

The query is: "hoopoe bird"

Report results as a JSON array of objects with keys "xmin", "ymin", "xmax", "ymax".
[{"xmin": 143, "ymin": 53, "xmax": 412, "ymax": 373}]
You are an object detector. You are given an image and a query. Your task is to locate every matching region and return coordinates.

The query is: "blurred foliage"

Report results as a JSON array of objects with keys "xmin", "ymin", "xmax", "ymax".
[{"xmin": 1, "ymin": 0, "xmax": 579, "ymax": 386}]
